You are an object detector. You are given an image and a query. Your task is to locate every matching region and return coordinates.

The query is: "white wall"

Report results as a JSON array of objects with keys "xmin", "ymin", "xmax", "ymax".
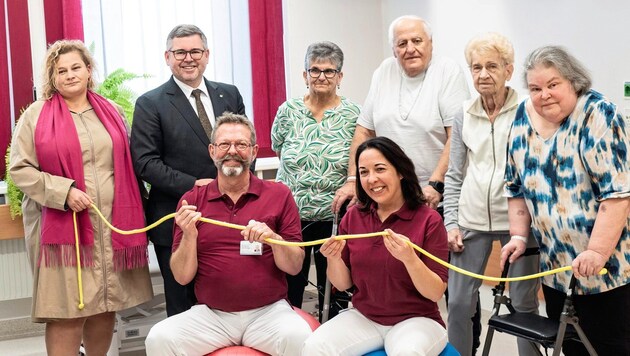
[
  {"xmin": 286, "ymin": 0, "xmax": 630, "ymax": 116},
  {"xmin": 26, "ymin": 0, "xmax": 46, "ymax": 103},
  {"xmin": 26, "ymin": 0, "xmax": 630, "ymax": 117},
  {"xmin": 283, "ymin": 0, "xmax": 384, "ymax": 105},
  {"xmin": 412, "ymin": 0, "xmax": 628, "ymax": 106}
]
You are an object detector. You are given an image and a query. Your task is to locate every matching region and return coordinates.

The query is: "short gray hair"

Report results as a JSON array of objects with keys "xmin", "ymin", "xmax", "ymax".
[
  {"xmin": 464, "ymin": 32, "xmax": 514, "ymax": 66},
  {"xmin": 304, "ymin": 41, "xmax": 344, "ymax": 71},
  {"xmin": 211, "ymin": 112, "xmax": 256, "ymax": 145},
  {"xmin": 388, "ymin": 15, "xmax": 433, "ymax": 47},
  {"xmin": 166, "ymin": 24, "xmax": 208, "ymax": 50},
  {"xmin": 523, "ymin": 46, "xmax": 592, "ymax": 96}
]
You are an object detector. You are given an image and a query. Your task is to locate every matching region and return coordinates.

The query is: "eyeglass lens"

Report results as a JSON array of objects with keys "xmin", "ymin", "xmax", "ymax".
[
  {"xmin": 308, "ymin": 68, "xmax": 338, "ymax": 78},
  {"xmin": 216, "ymin": 142, "xmax": 250, "ymax": 151},
  {"xmin": 171, "ymin": 49, "xmax": 205, "ymax": 60}
]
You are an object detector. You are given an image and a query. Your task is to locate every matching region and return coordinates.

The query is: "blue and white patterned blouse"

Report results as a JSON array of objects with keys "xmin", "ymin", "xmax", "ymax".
[{"xmin": 505, "ymin": 90, "xmax": 630, "ymax": 294}]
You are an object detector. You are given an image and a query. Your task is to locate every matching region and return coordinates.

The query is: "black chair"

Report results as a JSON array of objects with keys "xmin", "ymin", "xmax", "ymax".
[
  {"xmin": 321, "ymin": 205, "xmax": 353, "ymax": 322},
  {"xmin": 303, "ymin": 200, "xmax": 352, "ymax": 323},
  {"xmin": 481, "ymin": 249, "xmax": 597, "ymax": 356}
]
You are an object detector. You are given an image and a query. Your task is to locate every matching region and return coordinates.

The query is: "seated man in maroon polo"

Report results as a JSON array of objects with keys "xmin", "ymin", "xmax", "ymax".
[{"xmin": 145, "ymin": 113, "xmax": 312, "ymax": 356}]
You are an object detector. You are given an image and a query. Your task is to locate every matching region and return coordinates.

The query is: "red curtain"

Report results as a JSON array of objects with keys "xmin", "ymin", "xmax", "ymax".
[
  {"xmin": 0, "ymin": 2, "xmax": 8, "ymax": 179},
  {"xmin": 0, "ymin": 0, "xmax": 84, "ymax": 179},
  {"xmin": 44, "ymin": 0, "xmax": 84, "ymax": 43},
  {"xmin": 0, "ymin": 0, "xmax": 83, "ymax": 179},
  {"xmin": 248, "ymin": 0, "xmax": 286, "ymax": 158},
  {"xmin": 0, "ymin": 1, "xmax": 33, "ymax": 179}
]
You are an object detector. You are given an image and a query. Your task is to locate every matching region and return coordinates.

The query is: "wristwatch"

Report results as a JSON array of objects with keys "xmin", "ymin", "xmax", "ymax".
[{"xmin": 428, "ymin": 181, "xmax": 445, "ymax": 195}]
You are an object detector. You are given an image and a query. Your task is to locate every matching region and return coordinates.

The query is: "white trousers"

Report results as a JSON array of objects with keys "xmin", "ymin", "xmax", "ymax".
[
  {"xmin": 302, "ymin": 308, "xmax": 447, "ymax": 356},
  {"xmin": 145, "ymin": 299, "xmax": 312, "ymax": 356}
]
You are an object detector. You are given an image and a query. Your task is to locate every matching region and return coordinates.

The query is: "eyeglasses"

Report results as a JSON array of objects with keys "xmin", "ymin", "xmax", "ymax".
[
  {"xmin": 307, "ymin": 68, "xmax": 339, "ymax": 79},
  {"xmin": 213, "ymin": 141, "xmax": 253, "ymax": 152},
  {"xmin": 169, "ymin": 49, "xmax": 206, "ymax": 60}
]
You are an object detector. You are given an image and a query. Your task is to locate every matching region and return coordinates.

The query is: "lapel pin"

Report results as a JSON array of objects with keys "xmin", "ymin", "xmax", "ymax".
[{"xmin": 219, "ymin": 94, "xmax": 224, "ymax": 98}]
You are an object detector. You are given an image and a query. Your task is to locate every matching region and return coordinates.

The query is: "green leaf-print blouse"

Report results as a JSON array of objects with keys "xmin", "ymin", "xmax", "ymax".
[{"xmin": 271, "ymin": 96, "xmax": 360, "ymax": 221}]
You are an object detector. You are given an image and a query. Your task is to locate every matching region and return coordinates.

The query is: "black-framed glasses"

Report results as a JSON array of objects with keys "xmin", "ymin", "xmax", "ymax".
[
  {"xmin": 169, "ymin": 49, "xmax": 206, "ymax": 60},
  {"xmin": 307, "ymin": 68, "xmax": 339, "ymax": 79},
  {"xmin": 213, "ymin": 141, "xmax": 253, "ymax": 152}
]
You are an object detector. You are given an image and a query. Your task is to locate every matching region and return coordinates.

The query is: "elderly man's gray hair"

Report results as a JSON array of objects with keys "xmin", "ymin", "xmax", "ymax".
[
  {"xmin": 388, "ymin": 15, "xmax": 433, "ymax": 47},
  {"xmin": 211, "ymin": 112, "xmax": 256, "ymax": 145}
]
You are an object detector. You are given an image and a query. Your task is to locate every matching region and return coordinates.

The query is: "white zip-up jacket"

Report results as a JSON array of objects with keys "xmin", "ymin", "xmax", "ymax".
[{"xmin": 443, "ymin": 87, "xmax": 522, "ymax": 232}]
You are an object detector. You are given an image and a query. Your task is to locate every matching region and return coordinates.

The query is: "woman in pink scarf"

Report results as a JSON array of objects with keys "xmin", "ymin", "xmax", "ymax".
[{"xmin": 9, "ymin": 40, "xmax": 152, "ymax": 355}]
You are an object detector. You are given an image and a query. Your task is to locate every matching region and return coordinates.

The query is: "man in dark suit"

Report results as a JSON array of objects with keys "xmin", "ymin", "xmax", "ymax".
[{"xmin": 131, "ymin": 24, "xmax": 245, "ymax": 316}]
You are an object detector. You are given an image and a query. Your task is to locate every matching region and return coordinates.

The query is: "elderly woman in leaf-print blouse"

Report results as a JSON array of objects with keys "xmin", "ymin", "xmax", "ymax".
[{"xmin": 271, "ymin": 41, "xmax": 359, "ymax": 320}]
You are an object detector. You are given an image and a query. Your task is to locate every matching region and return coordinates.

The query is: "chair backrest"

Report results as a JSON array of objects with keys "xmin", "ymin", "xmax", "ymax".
[{"xmin": 483, "ymin": 260, "xmax": 601, "ymax": 356}]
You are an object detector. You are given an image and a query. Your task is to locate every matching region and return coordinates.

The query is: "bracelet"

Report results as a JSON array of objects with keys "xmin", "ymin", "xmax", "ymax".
[
  {"xmin": 510, "ymin": 235, "xmax": 528, "ymax": 243},
  {"xmin": 346, "ymin": 176, "xmax": 357, "ymax": 182}
]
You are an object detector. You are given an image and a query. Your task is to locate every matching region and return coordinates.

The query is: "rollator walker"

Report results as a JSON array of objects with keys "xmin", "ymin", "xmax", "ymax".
[{"xmin": 482, "ymin": 250, "xmax": 598, "ymax": 356}]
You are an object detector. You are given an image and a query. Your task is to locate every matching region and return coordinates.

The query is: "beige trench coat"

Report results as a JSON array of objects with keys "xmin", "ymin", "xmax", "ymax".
[{"xmin": 9, "ymin": 100, "xmax": 153, "ymax": 322}]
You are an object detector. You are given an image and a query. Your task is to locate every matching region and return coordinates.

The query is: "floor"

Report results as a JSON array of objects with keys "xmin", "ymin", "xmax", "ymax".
[
  {"xmin": 0, "ymin": 248, "xmax": 552, "ymax": 356},
  {"xmin": 0, "ymin": 284, "xmax": 552, "ymax": 356}
]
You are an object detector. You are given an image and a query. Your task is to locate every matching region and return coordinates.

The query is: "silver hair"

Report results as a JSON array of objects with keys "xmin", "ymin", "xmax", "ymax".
[
  {"xmin": 388, "ymin": 15, "xmax": 433, "ymax": 47},
  {"xmin": 523, "ymin": 46, "xmax": 592, "ymax": 96},
  {"xmin": 304, "ymin": 41, "xmax": 344, "ymax": 71},
  {"xmin": 211, "ymin": 112, "xmax": 256, "ymax": 145},
  {"xmin": 464, "ymin": 32, "xmax": 514, "ymax": 66},
  {"xmin": 166, "ymin": 24, "xmax": 208, "ymax": 50}
]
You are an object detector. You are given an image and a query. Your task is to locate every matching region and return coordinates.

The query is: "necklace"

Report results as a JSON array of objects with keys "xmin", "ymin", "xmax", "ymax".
[{"xmin": 398, "ymin": 72, "xmax": 425, "ymax": 121}]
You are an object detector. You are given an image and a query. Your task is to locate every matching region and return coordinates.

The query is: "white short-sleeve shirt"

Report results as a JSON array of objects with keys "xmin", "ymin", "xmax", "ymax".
[{"xmin": 358, "ymin": 56, "xmax": 470, "ymax": 185}]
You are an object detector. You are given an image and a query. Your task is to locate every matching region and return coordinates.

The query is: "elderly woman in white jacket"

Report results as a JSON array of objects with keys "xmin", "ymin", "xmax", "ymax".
[{"xmin": 442, "ymin": 32, "xmax": 540, "ymax": 356}]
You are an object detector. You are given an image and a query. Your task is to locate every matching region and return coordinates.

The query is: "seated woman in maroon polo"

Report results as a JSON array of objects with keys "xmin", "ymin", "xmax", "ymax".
[{"xmin": 302, "ymin": 136, "xmax": 449, "ymax": 356}]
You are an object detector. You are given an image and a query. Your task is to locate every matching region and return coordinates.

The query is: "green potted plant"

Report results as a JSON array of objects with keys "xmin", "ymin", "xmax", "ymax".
[
  {"xmin": 1, "ymin": 146, "xmax": 25, "ymax": 239},
  {"xmin": 96, "ymin": 68, "xmax": 150, "ymax": 126},
  {"xmin": 4, "ymin": 146, "xmax": 23, "ymax": 219}
]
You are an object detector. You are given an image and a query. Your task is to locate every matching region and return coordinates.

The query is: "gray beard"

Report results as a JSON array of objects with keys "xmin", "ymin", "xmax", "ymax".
[
  {"xmin": 221, "ymin": 164, "xmax": 244, "ymax": 177},
  {"xmin": 215, "ymin": 153, "xmax": 249, "ymax": 177}
]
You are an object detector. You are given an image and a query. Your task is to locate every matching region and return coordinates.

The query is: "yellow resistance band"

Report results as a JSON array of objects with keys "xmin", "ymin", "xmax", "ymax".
[
  {"xmin": 72, "ymin": 204, "xmax": 607, "ymax": 310},
  {"xmin": 72, "ymin": 211, "xmax": 85, "ymax": 310}
]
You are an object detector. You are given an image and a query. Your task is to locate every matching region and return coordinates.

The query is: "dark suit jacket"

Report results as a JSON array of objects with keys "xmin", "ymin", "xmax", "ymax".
[{"xmin": 131, "ymin": 77, "xmax": 245, "ymax": 246}]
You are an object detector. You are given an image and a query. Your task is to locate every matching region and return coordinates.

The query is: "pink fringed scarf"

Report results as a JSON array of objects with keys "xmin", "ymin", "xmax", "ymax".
[{"xmin": 34, "ymin": 91, "xmax": 148, "ymax": 271}]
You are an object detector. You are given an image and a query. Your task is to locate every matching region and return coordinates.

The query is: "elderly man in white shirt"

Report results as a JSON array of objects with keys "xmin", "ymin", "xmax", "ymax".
[{"xmin": 333, "ymin": 15, "xmax": 470, "ymax": 213}]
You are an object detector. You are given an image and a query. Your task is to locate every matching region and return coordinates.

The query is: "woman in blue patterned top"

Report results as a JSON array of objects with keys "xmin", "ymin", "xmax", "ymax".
[
  {"xmin": 501, "ymin": 46, "xmax": 630, "ymax": 355},
  {"xmin": 271, "ymin": 41, "xmax": 360, "ymax": 320}
]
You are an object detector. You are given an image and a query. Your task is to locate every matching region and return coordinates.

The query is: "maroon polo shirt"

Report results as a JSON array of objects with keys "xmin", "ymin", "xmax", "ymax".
[
  {"xmin": 172, "ymin": 174, "xmax": 302, "ymax": 312},
  {"xmin": 340, "ymin": 203, "xmax": 448, "ymax": 327}
]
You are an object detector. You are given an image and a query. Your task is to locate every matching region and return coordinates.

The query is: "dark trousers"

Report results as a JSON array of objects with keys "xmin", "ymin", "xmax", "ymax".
[
  {"xmin": 154, "ymin": 244, "xmax": 196, "ymax": 317},
  {"xmin": 287, "ymin": 220, "xmax": 348, "ymax": 321},
  {"xmin": 542, "ymin": 283, "xmax": 630, "ymax": 355}
]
